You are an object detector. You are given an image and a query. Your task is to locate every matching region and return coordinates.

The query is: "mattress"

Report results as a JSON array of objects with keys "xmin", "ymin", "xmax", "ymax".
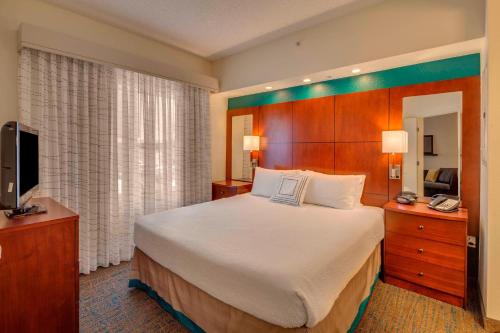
[{"xmin": 134, "ymin": 194, "xmax": 384, "ymax": 328}]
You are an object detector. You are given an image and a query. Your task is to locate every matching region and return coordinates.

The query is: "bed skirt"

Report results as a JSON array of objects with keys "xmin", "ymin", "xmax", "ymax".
[{"xmin": 129, "ymin": 243, "xmax": 381, "ymax": 333}]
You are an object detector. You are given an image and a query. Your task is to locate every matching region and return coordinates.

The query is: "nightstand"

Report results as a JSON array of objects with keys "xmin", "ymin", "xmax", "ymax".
[
  {"xmin": 383, "ymin": 200, "xmax": 468, "ymax": 307},
  {"xmin": 212, "ymin": 180, "xmax": 252, "ymax": 200}
]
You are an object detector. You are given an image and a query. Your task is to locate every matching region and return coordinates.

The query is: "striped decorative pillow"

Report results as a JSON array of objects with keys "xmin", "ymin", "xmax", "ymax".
[{"xmin": 270, "ymin": 173, "xmax": 310, "ymax": 206}]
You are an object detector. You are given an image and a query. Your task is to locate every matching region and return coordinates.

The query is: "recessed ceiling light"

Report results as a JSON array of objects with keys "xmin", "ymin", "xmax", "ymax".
[
  {"xmin": 352, "ymin": 68, "xmax": 361, "ymax": 74},
  {"xmin": 265, "ymin": 86, "xmax": 273, "ymax": 90},
  {"xmin": 303, "ymin": 78, "xmax": 311, "ymax": 83}
]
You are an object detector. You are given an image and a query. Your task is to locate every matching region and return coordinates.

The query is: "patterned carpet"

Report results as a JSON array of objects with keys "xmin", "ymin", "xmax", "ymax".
[{"xmin": 80, "ymin": 262, "xmax": 485, "ymax": 333}]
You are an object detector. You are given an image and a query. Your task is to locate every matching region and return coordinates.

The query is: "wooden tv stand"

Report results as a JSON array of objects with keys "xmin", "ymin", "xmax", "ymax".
[{"xmin": 0, "ymin": 197, "xmax": 79, "ymax": 332}]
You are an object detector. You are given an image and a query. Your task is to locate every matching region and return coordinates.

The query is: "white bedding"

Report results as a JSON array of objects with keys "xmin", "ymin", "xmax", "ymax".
[{"xmin": 134, "ymin": 194, "xmax": 384, "ymax": 328}]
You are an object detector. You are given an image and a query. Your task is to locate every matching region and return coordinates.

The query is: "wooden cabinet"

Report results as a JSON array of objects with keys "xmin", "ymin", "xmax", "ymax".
[
  {"xmin": 0, "ymin": 197, "xmax": 79, "ymax": 332},
  {"xmin": 383, "ymin": 201, "xmax": 468, "ymax": 307},
  {"xmin": 212, "ymin": 180, "xmax": 252, "ymax": 200}
]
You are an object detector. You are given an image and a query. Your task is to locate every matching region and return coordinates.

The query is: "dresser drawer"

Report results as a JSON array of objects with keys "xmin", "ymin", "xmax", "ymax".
[
  {"xmin": 212, "ymin": 185, "xmax": 237, "ymax": 200},
  {"xmin": 385, "ymin": 253, "xmax": 465, "ymax": 297},
  {"xmin": 385, "ymin": 211, "xmax": 466, "ymax": 246},
  {"xmin": 385, "ymin": 232, "xmax": 465, "ymax": 271}
]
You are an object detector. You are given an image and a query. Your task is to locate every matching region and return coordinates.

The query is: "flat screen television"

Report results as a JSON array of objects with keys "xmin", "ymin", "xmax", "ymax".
[{"xmin": 0, "ymin": 121, "xmax": 45, "ymax": 217}]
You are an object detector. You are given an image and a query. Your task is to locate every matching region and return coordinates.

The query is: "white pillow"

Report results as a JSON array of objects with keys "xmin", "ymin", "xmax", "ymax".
[
  {"xmin": 251, "ymin": 167, "xmax": 298, "ymax": 197},
  {"xmin": 270, "ymin": 173, "xmax": 311, "ymax": 206},
  {"xmin": 304, "ymin": 171, "xmax": 366, "ymax": 209}
]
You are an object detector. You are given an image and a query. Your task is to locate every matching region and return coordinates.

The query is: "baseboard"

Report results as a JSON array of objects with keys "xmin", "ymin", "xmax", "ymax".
[
  {"xmin": 478, "ymin": 284, "xmax": 500, "ymax": 332},
  {"xmin": 483, "ymin": 316, "xmax": 500, "ymax": 333}
]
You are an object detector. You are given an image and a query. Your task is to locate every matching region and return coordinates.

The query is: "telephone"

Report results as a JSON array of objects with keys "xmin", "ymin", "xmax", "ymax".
[
  {"xmin": 396, "ymin": 191, "xmax": 417, "ymax": 205},
  {"xmin": 428, "ymin": 194, "xmax": 460, "ymax": 212}
]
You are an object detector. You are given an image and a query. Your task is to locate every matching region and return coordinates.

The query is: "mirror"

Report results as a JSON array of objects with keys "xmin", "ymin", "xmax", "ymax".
[
  {"xmin": 231, "ymin": 114, "xmax": 253, "ymax": 181},
  {"xmin": 402, "ymin": 92, "xmax": 462, "ymax": 198}
]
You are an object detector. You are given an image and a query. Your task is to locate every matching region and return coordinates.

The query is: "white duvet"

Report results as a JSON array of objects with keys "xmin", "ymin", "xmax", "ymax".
[{"xmin": 134, "ymin": 194, "xmax": 384, "ymax": 328}]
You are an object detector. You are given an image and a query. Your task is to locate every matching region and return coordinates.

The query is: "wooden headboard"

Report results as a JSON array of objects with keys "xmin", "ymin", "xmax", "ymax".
[
  {"xmin": 227, "ymin": 88, "xmax": 400, "ymax": 207},
  {"xmin": 227, "ymin": 76, "xmax": 481, "ymax": 274},
  {"xmin": 227, "ymin": 78, "xmax": 480, "ymax": 216}
]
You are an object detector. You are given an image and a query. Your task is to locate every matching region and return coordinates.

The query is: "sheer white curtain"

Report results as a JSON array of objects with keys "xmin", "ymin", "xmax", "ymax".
[{"xmin": 19, "ymin": 48, "xmax": 211, "ymax": 274}]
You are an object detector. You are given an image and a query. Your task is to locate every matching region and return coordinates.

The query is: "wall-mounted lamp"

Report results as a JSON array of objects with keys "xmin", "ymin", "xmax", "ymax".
[
  {"xmin": 382, "ymin": 130, "xmax": 408, "ymax": 179},
  {"xmin": 243, "ymin": 135, "xmax": 260, "ymax": 169}
]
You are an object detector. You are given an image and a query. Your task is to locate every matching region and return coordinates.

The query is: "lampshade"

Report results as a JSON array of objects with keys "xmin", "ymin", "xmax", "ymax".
[
  {"xmin": 243, "ymin": 135, "xmax": 260, "ymax": 151},
  {"xmin": 382, "ymin": 130, "xmax": 408, "ymax": 153}
]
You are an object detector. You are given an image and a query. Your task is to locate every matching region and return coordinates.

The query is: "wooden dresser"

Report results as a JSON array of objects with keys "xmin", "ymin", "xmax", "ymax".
[
  {"xmin": 212, "ymin": 180, "xmax": 252, "ymax": 200},
  {"xmin": 0, "ymin": 197, "xmax": 79, "ymax": 332},
  {"xmin": 383, "ymin": 201, "xmax": 468, "ymax": 307}
]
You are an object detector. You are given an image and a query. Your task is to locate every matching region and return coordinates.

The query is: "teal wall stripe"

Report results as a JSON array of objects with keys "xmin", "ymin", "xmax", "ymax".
[{"xmin": 227, "ymin": 54, "xmax": 480, "ymax": 110}]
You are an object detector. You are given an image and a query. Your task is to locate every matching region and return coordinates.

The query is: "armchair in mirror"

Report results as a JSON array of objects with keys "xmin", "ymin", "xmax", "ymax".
[
  {"xmin": 231, "ymin": 114, "xmax": 254, "ymax": 181},
  {"xmin": 402, "ymin": 92, "xmax": 461, "ymax": 198}
]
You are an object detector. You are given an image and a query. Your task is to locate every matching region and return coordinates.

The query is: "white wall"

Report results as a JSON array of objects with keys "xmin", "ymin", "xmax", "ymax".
[
  {"xmin": 231, "ymin": 116, "xmax": 245, "ymax": 180},
  {"xmin": 403, "ymin": 118, "xmax": 418, "ymax": 193},
  {"xmin": 0, "ymin": 0, "xmax": 212, "ymax": 128},
  {"xmin": 210, "ymin": 93, "xmax": 228, "ymax": 181},
  {"xmin": 423, "ymin": 113, "xmax": 459, "ymax": 170},
  {"xmin": 479, "ymin": 27, "xmax": 489, "ymax": 322},
  {"xmin": 214, "ymin": 0, "xmax": 485, "ymax": 92},
  {"xmin": 403, "ymin": 92, "xmax": 463, "ymax": 119},
  {"xmin": 481, "ymin": 0, "xmax": 500, "ymax": 321}
]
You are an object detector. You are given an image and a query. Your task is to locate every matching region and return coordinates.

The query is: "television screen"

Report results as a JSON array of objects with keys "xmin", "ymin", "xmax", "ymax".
[
  {"xmin": 19, "ymin": 130, "xmax": 39, "ymax": 197},
  {"xmin": 0, "ymin": 122, "xmax": 39, "ymax": 210}
]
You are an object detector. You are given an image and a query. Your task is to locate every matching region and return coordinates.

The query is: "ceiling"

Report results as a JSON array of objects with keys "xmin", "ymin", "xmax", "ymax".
[{"xmin": 43, "ymin": 0, "xmax": 380, "ymax": 59}]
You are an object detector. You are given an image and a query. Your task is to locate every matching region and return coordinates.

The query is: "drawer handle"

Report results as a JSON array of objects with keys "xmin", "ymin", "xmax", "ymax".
[
  {"xmin": 418, "ymin": 224, "xmax": 424, "ymax": 230},
  {"xmin": 417, "ymin": 272, "xmax": 424, "ymax": 277},
  {"xmin": 417, "ymin": 248, "xmax": 424, "ymax": 254}
]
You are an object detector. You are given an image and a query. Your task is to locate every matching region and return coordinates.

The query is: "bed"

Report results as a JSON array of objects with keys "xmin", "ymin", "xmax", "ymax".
[{"xmin": 130, "ymin": 193, "xmax": 384, "ymax": 332}]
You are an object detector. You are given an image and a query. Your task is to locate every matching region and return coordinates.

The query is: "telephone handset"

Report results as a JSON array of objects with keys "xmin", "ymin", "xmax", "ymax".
[
  {"xmin": 396, "ymin": 191, "xmax": 417, "ymax": 205},
  {"xmin": 428, "ymin": 194, "xmax": 460, "ymax": 213}
]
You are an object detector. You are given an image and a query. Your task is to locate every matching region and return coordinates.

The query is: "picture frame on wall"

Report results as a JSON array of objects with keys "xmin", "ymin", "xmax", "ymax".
[{"xmin": 424, "ymin": 135, "xmax": 437, "ymax": 156}]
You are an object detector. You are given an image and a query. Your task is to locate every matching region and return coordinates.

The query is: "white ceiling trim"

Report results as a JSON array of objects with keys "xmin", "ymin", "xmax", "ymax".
[{"xmin": 18, "ymin": 23, "xmax": 219, "ymax": 91}]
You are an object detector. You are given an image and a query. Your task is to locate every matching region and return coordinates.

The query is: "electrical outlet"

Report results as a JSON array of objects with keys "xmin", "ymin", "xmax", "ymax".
[{"xmin": 467, "ymin": 236, "xmax": 476, "ymax": 248}]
